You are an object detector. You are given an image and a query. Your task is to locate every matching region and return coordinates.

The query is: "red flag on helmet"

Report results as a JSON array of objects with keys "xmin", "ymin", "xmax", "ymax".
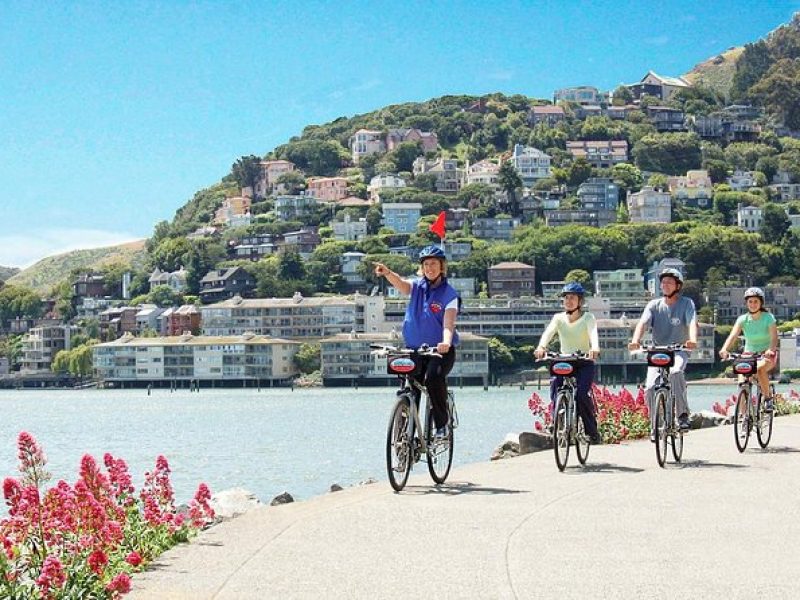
[{"xmin": 429, "ymin": 211, "xmax": 446, "ymax": 240}]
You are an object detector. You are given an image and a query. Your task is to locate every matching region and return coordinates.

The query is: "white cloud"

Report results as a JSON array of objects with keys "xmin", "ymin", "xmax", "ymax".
[
  {"xmin": 0, "ymin": 228, "xmax": 143, "ymax": 269},
  {"xmin": 487, "ymin": 69, "xmax": 514, "ymax": 81},
  {"xmin": 327, "ymin": 78, "xmax": 382, "ymax": 100},
  {"xmin": 644, "ymin": 35, "xmax": 670, "ymax": 46}
]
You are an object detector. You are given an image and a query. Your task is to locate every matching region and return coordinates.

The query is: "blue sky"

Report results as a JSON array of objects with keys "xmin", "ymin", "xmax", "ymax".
[{"xmin": 1, "ymin": 0, "xmax": 798, "ymax": 268}]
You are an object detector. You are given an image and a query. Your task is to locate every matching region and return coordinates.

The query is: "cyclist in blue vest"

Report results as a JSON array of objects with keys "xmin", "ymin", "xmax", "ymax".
[
  {"xmin": 719, "ymin": 287, "xmax": 779, "ymax": 412},
  {"xmin": 628, "ymin": 268, "xmax": 698, "ymax": 438},
  {"xmin": 374, "ymin": 246, "xmax": 460, "ymax": 439}
]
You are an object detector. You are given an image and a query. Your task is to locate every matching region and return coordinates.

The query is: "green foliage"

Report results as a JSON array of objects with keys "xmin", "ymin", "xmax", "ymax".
[
  {"xmin": 273, "ymin": 139, "xmax": 348, "ymax": 177},
  {"xmin": 0, "ymin": 285, "xmax": 43, "ymax": 327},
  {"xmin": 231, "ymin": 155, "xmax": 262, "ymax": 191},
  {"xmin": 633, "ymin": 132, "xmax": 702, "ymax": 175},
  {"xmin": 760, "ymin": 202, "xmax": 791, "ymax": 242},
  {"xmin": 293, "ymin": 343, "xmax": 321, "ymax": 374},
  {"xmin": 488, "ymin": 337, "xmax": 514, "ymax": 371},
  {"xmin": 565, "ymin": 269, "xmax": 591, "ymax": 287}
]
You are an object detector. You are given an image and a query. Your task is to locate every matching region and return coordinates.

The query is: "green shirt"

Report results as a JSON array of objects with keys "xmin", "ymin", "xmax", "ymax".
[{"xmin": 735, "ymin": 311, "xmax": 776, "ymax": 352}]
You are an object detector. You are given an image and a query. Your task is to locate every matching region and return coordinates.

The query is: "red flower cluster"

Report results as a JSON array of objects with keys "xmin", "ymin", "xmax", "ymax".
[
  {"xmin": 527, "ymin": 384, "xmax": 650, "ymax": 443},
  {"xmin": 712, "ymin": 393, "xmax": 737, "ymax": 417},
  {"xmin": 0, "ymin": 431, "xmax": 215, "ymax": 598}
]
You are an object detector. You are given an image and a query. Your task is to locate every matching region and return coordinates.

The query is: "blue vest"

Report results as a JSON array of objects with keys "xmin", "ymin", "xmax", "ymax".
[{"xmin": 402, "ymin": 277, "xmax": 460, "ymax": 349}]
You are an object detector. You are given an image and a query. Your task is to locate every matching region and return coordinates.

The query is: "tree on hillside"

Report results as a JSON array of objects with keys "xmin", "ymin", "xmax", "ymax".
[
  {"xmin": 612, "ymin": 86, "xmax": 634, "ymax": 106},
  {"xmin": 749, "ymin": 59, "xmax": 800, "ymax": 130},
  {"xmin": 231, "ymin": 155, "xmax": 262, "ymax": 192},
  {"xmin": 278, "ymin": 249, "xmax": 306, "ymax": 281},
  {"xmin": 498, "ymin": 162, "xmax": 523, "ymax": 216},
  {"xmin": 633, "ymin": 133, "xmax": 702, "ymax": 175},
  {"xmin": 274, "ymin": 139, "xmax": 347, "ymax": 177},
  {"xmin": 611, "ymin": 163, "xmax": 643, "ymax": 196},
  {"xmin": 276, "ymin": 171, "xmax": 306, "ymax": 195},
  {"xmin": 566, "ymin": 158, "xmax": 593, "ymax": 188},
  {"xmin": 731, "ymin": 40, "xmax": 773, "ymax": 102},
  {"xmin": 388, "ymin": 141, "xmax": 424, "ymax": 173},
  {"xmin": 0, "ymin": 285, "xmax": 43, "ymax": 328},
  {"xmin": 760, "ymin": 202, "xmax": 791, "ymax": 242}
]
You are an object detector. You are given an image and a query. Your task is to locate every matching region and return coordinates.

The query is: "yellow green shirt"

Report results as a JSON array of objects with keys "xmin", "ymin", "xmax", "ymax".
[{"xmin": 538, "ymin": 312, "xmax": 599, "ymax": 354}]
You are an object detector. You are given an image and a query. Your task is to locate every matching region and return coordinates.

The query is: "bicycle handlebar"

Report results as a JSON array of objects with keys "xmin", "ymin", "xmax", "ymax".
[
  {"xmin": 635, "ymin": 344, "xmax": 689, "ymax": 353},
  {"xmin": 535, "ymin": 351, "xmax": 593, "ymax": 363},
  {"xmin": 723, "ymin": 352, "xmax": 764, "ymax": 361},
  {"xmin": 369, "ymin": 343, "xmax": 442, "ymax": 358}
]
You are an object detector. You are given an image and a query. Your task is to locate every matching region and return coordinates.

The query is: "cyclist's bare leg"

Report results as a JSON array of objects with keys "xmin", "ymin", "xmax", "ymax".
[{"xmin": 756, "ymin": 357, "xmax": 774, "ymax": 399}]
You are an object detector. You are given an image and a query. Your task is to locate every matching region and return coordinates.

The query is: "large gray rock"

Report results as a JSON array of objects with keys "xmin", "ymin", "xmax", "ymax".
[
  {"xmin": 210, "ymin": 488, "xmax": 261, "ymax": 520},
  {"xmin": 519, "ymin": 431, "xmax": 551, "ymax": 453},
  {"xmin": 270, "ymin": 492, "xmax": 295, "ymax": 506},
  {"xmin": 690, "ymin": 410, "xmax": 731, "ymax": 429}
]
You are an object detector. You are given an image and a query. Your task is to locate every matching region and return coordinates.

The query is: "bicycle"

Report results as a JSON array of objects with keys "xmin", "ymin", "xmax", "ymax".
[
  {"xmin": 537, "ymin": 351, "xmax": 594, "ymax": 472},
  {"xmin": 725, "ymin": 352, "xmax": 774, "ymax": 452},
  {"xmin": 371, "ymin": 344, "xmax": 458, "ymax": 492},
  {"xmin": 642, "ymin": 345, "xmax": 687, "ymax": 468}
]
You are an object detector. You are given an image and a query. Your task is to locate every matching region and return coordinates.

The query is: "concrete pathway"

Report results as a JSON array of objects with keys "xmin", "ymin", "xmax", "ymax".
[{"xmin": 130, "ymin": 415, "xmax": 800, "ymax": 599}]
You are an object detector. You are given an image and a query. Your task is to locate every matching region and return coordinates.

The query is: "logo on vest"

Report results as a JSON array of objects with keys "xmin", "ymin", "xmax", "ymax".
[{"xmin": 429, "ymin": 301, "xmax": 443, "ymax": 314}]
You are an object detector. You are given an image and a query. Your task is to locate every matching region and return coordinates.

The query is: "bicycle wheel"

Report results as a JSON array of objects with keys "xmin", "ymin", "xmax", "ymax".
[
  {"xmin": 733, "ymin": 388, "xmax": 750, "ymax": 453},
  {"xmin": 553, "ymin": 392, "xmax": 570, "ymax": 472},
  {"xmin": 386, "ymin": 395, "xmax": 414, "ymax": 491},
  {"xmin": 654, "ymin": 389, "xmax": 668, "ymax": 468},
  {"xmin": 425, "ymin": 399, "xmax": 454, "ymax": 484},
  {"xmin": 575, "ymin": 415, "xmax": 590, "ymax": 465},
  {"xmin": 670, "ymin": 396, "xmax": 683, "ymax": 463},
  {"xmin": 756, "ymin": 392, "xmax": 774, "ymax": 449}
]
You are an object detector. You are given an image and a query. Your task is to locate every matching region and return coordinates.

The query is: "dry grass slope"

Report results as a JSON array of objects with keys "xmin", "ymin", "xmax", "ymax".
[
  {"xmin": 682, "ymin": 46, "xmax": 744, "ymax": 99},
  {"xmin": 6, "ymin": 240, "xmax": 147, "ymax": 295}
]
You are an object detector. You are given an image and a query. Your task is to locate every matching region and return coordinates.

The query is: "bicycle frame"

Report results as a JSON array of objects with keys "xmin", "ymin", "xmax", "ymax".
[
  {"xmin": 726, "ymin": 352, "xmax": 773, "ymax": 451},
  {"xmin": 373, "ymin": 343, "xmax": 456, "ymax": 491},
  {"xmin": 539, "ymin": 351, "xmax": 592, "ymax": 471},
  {"xmin": 642, "ymin": 345, "xmax": 686, "ymax": 467}
]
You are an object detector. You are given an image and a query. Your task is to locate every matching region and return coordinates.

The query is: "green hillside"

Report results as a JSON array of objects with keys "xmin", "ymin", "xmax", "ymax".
[
  {"xmin": 7, "ymin": 240, "xmax": 147, "ymax": 295},
  {"xmin": 0, "ymin": 266, "xmax": 20, "ymax": 283}
]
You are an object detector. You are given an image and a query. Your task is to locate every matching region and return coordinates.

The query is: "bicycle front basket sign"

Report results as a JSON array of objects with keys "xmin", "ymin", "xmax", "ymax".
[
  {"xmin": 388, "ymin": 357, "xmax": 416, "ymax": 374},
  {"xmin": 550, "ymin": 361, "xmax": 574, "ymax": 376},
  {"xmin": 647, "ymin": 352, "xmax": 674, "ymax": 368},
  {"xmin": 733, "ymin": 360, "xmax": 755, "ymax": 375}
]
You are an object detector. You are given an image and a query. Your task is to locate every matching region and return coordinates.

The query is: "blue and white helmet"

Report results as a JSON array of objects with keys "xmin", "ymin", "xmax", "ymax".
[
  {"xmin": 560, "ymin": 282, "xmax": 586, "ymax": 297},
  {"xmin": 418, "ymin": 245, "xmax": 447, "ymax": 263}
]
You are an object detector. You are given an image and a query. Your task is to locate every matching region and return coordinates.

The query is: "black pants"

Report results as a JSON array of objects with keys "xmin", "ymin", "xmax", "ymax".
[
  {"xmin": 550, "ymin": 361, "xmax": 598, "ymax": 438},
  {"xmin": 412, "ymin": 348, "xmax": 456, "ymax": 429}
]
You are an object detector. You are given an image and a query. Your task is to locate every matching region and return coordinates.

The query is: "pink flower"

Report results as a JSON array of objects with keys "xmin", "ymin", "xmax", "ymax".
[
  {"xmin": 87, "ymin": 548, "xmax": 108, "ymax": 575},
  {"xmin": 36, "ymin": 555, "xmax": 66, "ymax": 592},
  {"xmin": 3, "ymin": 477, "xmax": 21, "ymax": 505},
  {"xmin": 125, "ymin": 551, "xmax": 143, "ymax": 567},
  {"xmin": 106, "ymin": 572, "xmax": 132, "ymax": 596}
]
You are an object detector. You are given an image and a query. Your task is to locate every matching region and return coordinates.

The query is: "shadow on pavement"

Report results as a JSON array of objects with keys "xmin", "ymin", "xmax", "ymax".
[
  {"xmin": 401, "ymin": 481, "xmax": 528, "ymax": 496},
  {"xmin": 676, "ymin": 459, "xmax": 748, "ymax": 470},
  {"xmin": 576, "ymin": 462, "xmax": 645, "ymax": 474},
  {"xmin": 758, "ymin": 445, "xmax": 800, "ymax": 454}
]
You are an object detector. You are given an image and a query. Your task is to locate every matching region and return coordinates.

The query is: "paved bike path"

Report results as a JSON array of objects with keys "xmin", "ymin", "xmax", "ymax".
[{"xmin": 131, "ymin": 414, "xmax": 800, "ymax": 599}]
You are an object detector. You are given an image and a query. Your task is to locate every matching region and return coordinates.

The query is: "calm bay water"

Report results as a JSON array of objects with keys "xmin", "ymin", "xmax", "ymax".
[{"xmin": 0, "ymin": 383, "xmax": 791, "ymax": 506}]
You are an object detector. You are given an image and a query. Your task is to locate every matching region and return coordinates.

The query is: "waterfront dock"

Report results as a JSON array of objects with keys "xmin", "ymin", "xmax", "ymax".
[{"xmin": 131, "ymin": 414, "xmax": 800, "ymax": 599}]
